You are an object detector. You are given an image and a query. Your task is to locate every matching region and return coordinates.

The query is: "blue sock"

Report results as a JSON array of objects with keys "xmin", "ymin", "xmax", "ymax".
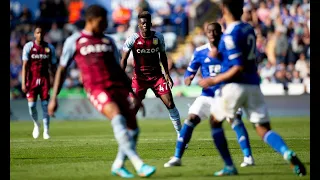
[
  {"xmin": 232, "ymin": 119, "xmax": 252, "ymax": 157},
  {"xmin": 211, "ymin": 127, "xmax": 234, "ymax": 166},
  {"xmin": 264, "ymin": 130, "xmax": 289, "ymax": 156},
  {"xmin": 174, "ymin": 120, "xmax": 197, "ymax": 158}
]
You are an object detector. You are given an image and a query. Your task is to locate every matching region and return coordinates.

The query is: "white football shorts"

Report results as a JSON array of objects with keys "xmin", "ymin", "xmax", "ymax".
[{"xmin": 210, "ymin": 83, "xmax": 270, "ymax": 124}]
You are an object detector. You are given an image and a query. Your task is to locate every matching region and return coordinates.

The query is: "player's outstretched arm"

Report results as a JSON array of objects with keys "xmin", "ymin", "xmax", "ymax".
[
  {"xmin": 48, "ymin": 33, "xmax": 79, "ymax": 116},
  {"xmin": 120, "ymin": 50, "xmax": 131, "ymax": 70},
  {"xmin": 157, "ymin": 32, "xmax": 174, "ymax": 87},
  {"xmin": 184, "ymin": 52, "xmax": 200, "ymax": 86},
  {"xmin": 160, "ymin": 51, "xmax": 174, "ymax": 88},
  {"xmin": 198, "ymin": 65, "xmax": 243, "ymax": 89},
  {"xmin": 121, "ymin": 33, "xmax": 138, "ymax": 70},
  {"xmin": 199, "ymin": 33, "xmax": 245, "ymax": 88},
  {"xmin": 48, "ymin": 65, "xmax": 69, "ymax": 117}
]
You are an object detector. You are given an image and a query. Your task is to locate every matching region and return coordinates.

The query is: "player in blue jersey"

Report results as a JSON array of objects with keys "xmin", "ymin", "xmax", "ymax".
[
  {"xmin": 199, "ymin": 0, "xmax": 306, "ymax": 176},
  {"xmin": 164, "ymin": 22, "xmax": 254, "ymax": 168}
]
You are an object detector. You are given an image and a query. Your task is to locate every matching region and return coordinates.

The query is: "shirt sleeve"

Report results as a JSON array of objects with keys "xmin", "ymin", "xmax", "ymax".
[
  {"xmin": 184, "ymin": 51, "xmax": 201, "ymax": 78},
  {"xmin": 59, "ymin": 33, "xmax": 80, "ymax": 67},
  {"xmin": 22, "ymin": 42, "xmax": 33, "ymax": 61},
  {"xmin": 122, "ymin": 33, "xmax": 139, "ymax": 52},
  {"xmin": 223, "ymin": 32, "xmax": 243, "ymax": 66}
]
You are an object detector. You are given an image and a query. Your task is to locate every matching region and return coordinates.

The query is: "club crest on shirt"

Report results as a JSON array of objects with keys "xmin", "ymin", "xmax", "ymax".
[
  {"xmin": 153, "ymin": 38, "xmax": 158, "ymax": 45},
  {"xmin": 45, "ymin": 47, "xmax": 50, "ymax": 53},
  {"xmin": 79, "ymin": 37, "xmax": 88, "ymax": 44},
  {"xmin": 102, "ymin": 38, "xmax": 110, "ymax": 44}
]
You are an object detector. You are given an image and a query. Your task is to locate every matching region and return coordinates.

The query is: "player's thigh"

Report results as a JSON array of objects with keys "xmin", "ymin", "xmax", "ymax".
[
  {"xmin": 188, "ymin": 96, "xmax": 212, "ymax": 120},
  {"xmin": 245, "ymin": 85, "xmax": 270, "ymax": 124},
  {"xmin": 152, "ymin": 76, "xmax": 171, "ymax": 98},
  {"xmin": 112, "ymin": 89, "xmax": 138, "ymax": 129},
  {"xmin": 88, "ymin": 88, "xmax": 138, "ymax": 129},
  {"xmin": 131, "ymin": 78, "xmax": 148, "ymax": 100},
  {"xmin": 40, "ymin": 78, "xmax": 50, "ymax": 101},
  {"xmin": 210, "ymin": 83, "xmax": 246, "ymax": 121},
  {"xmin": 87, "ymin": 89, "xmax": 120, "ymax": 119},
  {"xmin": 26, "ymin": 86, "xmax": 39, "ymax": 101}
]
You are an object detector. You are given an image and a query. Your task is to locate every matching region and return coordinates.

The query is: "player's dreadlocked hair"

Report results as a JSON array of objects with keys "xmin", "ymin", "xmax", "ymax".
[
  {"xmin": 138, "ymin": 11, "xmax": 151, "ymax": 22},
  {"xmin": 221, "ymin": 0, "xmax": 244, "ymax": 20},
  {"xmin": 85, "ymin": 4, "xmax": 107, "ymax": 20}
]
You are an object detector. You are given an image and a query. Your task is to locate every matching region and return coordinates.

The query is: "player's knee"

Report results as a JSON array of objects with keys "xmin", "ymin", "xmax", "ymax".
[
  {"xmin": 102, "ymin": 102, "xmax": 121, "ymax": 120},
  {"xmin": 28, "ymin": 102, "xmax": 37, "ymax": 109},
  {"xmin": 254, "ymin": 122, "xmax": 271, "ymax": 139},
  {"xmin": 166, "ymin": 101, "xmax": 175, "ymax": 109},
  {"xmin": 209, "ymin": 115, "xmax": 222, "ymax": 128},
  {"xmin": 28, "ymin": 102, "xmax": 37, "ymax": 115},
  {"xmin": 185, "ymin": 114, "xmax": 201, "ymax": 126}
]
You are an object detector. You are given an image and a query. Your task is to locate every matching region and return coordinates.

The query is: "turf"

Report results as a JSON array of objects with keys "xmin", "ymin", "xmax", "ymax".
[{"xmin": 10, "ymin": 117, "xmax": 310, "ymax": 180}]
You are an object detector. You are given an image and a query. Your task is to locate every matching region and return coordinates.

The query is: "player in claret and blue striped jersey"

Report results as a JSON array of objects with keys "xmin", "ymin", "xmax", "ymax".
[
  {"xmin": 121, "ymin": 11, "xmax": 183, "ymax": 145},
  {"xmin": 21, "ymin": 24, "xmax": 57, "ymax": 140},
  {"xmin": 199, "ymin": 0, "xmax": 306, "ymax": 176},
  {"xmin": 48, "ymin": 5, "xmax": 156, "ymax": 178}
]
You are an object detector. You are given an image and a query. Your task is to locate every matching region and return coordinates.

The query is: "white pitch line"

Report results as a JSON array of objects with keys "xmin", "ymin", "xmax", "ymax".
[{"xmin": 10, "ymin": 137, "xmax": 310, "ymax": 143}]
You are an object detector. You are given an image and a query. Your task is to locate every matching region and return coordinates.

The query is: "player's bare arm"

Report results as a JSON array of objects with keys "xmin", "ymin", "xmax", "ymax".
[
  {"xmin": 159, "ymin": 52, "xmax": 173, "ymax": 88},
  {"xmin": 48, "ymin": 63, "xmax": 57, "ymax": 87},
  {"xmin": 21, "ymin": 61, "xmax": 28, "ymax": 93},
  {"xmin": 120, "ymin": 50, "xmax": 131, "ymax": 70},
  {"xmin": 199, "ymin": 65, "xmax": 243, "ymax": 88},
  {"xmin": 47, "ymin": 32, "xmax": 77, "ymax": 117},
  {"xmin": 48, "ymin": 65, "xmax": 68, "ymax": 116},
  {"xmin": 184, "ymin": 74, "xmax": 195, "ymax": 86}
]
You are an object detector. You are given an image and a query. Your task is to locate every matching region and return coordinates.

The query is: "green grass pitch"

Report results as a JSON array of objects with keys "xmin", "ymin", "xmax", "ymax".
[{"xmin": 10, "ymin": 117, "xmax": 310, "ymax": 180}]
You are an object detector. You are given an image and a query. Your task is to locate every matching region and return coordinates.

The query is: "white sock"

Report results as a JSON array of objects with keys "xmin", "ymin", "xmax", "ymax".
[
  {"xmin": 28, "ymin": 102, "xmax": 38, "ymax": 126},
  {"xmin": 111, "ymin": 115, "xmax": 143, "ymax": 171},
  {"xmin": 168, "ymin": 107, "xmax": 181, "ymax": 135},
  {"xmin": 41, "ymin": 100, "xmax": 50, "ymax": 133},
  {"xmin": 112, "ymin": 147, "xmax": 126, "ymax": 168},
  {"xmin": 112, "ymin": 128, "xmax": 140, "ymax": 169}
]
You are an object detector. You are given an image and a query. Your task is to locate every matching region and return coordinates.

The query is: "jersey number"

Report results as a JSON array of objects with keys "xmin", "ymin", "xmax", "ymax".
[
  {"xmin": 159, "ymin": 83, "xmax": 168, "ymax": 92},
  {"xmin": 247, "ymin": 34, "xmax": 256, "ymax": 61},
  {"xmin": 209, "ymin": 65, "xmax": 221, "ymax": 77}
]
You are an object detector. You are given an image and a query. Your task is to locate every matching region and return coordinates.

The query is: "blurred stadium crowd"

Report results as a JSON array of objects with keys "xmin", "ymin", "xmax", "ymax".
[{"xmin": 10, "ymin": 0, "xmax": 310, "ymax": 99}]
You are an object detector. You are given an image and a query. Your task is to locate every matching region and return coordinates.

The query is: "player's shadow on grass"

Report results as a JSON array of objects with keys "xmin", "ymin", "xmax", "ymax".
[
  {"xmin": 12, "ymin": 156, "xmax": 93, "ymax": 160},
  {"xmin": 154, "ymin": 172, "xmax": 296, "ymax": 179},
  {"xmin": 223, "ymin": 172, "xmax": 296, "ymax": 176},
  {"xmin": 194, "ymin": 146, "xmax": 267, "ymax": 150},
  {"xmin": 258, "ymin": 161, "xmax": 310, "ymax": 166}
]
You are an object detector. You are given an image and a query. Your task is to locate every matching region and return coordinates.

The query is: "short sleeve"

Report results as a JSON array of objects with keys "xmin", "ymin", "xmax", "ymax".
[{"xmin": 22, "ymin": 42, "xmax": 33, "ymax": 61}]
